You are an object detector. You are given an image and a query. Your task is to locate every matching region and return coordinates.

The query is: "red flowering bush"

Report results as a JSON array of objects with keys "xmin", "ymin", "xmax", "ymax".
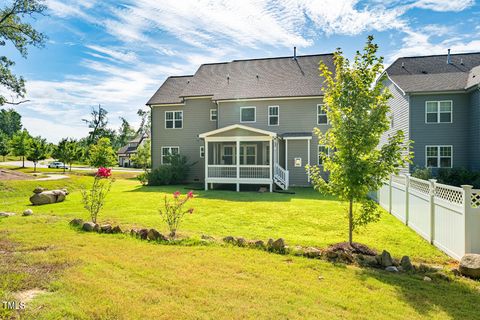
[
  {"xmin": 81, "ymin": 167, "xmax": 115, "ymax": 223},
  {"xmin": 159, "ymin": 191, "xmax": 195, "ymax": 237}
]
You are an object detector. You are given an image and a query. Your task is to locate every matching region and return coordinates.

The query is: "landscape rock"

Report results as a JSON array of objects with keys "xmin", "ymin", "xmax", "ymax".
[
  {"xmin": 385, "ymin": 266, "xmax": 399, "ymax": 272},
  {"xmin": 0, "ymin": 212, "xmax": 16, "ymax": 217},
  {"xmin": 358, "ymin": 254, "xmax": 379, "ymax": 267},
  {"xmin": 303, "ymin": 247, "xmax": 322, "ymax": 259},
  {"xmin": 22, "ymin": 209, "xmax": 33, "ymax": 216},
  {"xmin": 423, "ymin": 276, "xmax": 432, "ymax": 282},
  {"xmin": 337, "ymin": 251, "xmax": 354, "ymax": 264},
  {"xmin": 130, "ymin": 229, "xmax": 139, "ymax": 237},
  {"xmin": 100, "ymin": 224, "xmax": 112, "ymax": 233},
  {"xmin": 400, "ymin": 256, "xmax": 414, "ymax": 272},
  {"xmin": 82, "ymin": 222, "xmax": 97, "ymax": 232},
  {"xmin": 138, "ymin": 229, "xmax": 149, "ymax": 240},
  {"xmin": 459, "ymin": 254, "xmax": 480, "ymax": 279},
  {"xmin": 378, "ymin": 250, "xmax": 394, "ymax": 267},
  {"xmin": 30, "ymin": 190, "xmax": 67, "ymax": 205},
  {"xmin": 270, "ymin": 238, "xmax": 286, "ymax": 252},
  {"xmin": 147, "ymin": 229, "xmax": 164, "ymax": 241},
  {"xmin": 69, "ymin": 218, "xmax": 83, "ymax": 227},
  {"xmin": 201, "ymin": 234, "xmax": 215, "ymax": 241},
  {"xmin": 326, "ymin": 251, "xmax": 338, "ymax": 259},
  {"xmin": 267, "ymin": 238, "xmax": 274, "ymax": 247},
  {"xmin": 236, "ymin": 237, "xmax": 247, "ymax": 247},
  {"xmin": 33, "ymin": 187, "xmax": 45, "ymax": 194},
  {"xmin": 223, "ymin": 236, "xmax": 235, "ymax": 243},
  {"xmin": 112, "ymin": 226, "xmax": 122, "ymax": 234}
]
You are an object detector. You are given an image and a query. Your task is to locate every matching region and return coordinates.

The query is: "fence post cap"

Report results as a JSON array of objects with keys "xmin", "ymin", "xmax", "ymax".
[
  {"xmin": 428, "ymin": 179, "xmax": 437, "ymax": 183},
  {"xmin": 461, "ymin": 185, "xmax": 473, "ymax": 190}
]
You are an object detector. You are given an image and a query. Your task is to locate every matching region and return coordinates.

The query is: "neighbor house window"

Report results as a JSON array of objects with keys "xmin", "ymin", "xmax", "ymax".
[
  {"xmin": 200, "ymin": 146, "xmax": 205, "ymax": 158},
  {"xmin": 268, "ymin": 106, "xmax": 279, "ymax": 126},
  {"xmin": 161, "ymin": 146, "xmax": 179, "ymax": 164},
  {"xmin": 425, "ymin": 101, "xmax": 452, "ymax": 123},
  {"xmin": 210, "ymin": 109, "xmax": 217, "ymax": 121},
  {"xmin": 318, "ymin": 145, "xmax": 330, "ymax": 166},
  {"xmin": 165, "ymin": 111, "xmax": 183, "ymax": 128},
  {"xmin": 317, "ymin": 104, "xmax": 328, "ymax": 124},
  {"xmin": 426, "ymin": 145, "xmax": 452, "ymax": 168},
  {"xmin": 240, "ymin": 106, "xmax": 256, "ymax": 123}
]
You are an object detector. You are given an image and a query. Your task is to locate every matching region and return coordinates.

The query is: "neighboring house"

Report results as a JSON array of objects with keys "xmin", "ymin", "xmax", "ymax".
[
  {"xmin": 382, "ymin": 51, "xmax": 480, "ymax": 173},
  {"xmin": 117, "ymin": 133, "xmax": 149, "ymax": 167},
  {"xmin": 146, "ymin": 51, "xmax": 335, "ymax": 191}
]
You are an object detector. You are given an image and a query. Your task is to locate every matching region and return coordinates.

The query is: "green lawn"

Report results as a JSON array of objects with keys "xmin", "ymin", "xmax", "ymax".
[{"xmin": 1, "ymin": 173, "xmax": 479, "ymax": 319}]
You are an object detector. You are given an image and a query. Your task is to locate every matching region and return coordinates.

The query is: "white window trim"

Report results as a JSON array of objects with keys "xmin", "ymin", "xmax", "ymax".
[
  {"xmin": 268, "ymin": 105, "xmax": 280, "ymax": 126},
  {"xmin": 425, "ymin": 145, "xmax": 453, "ymax": 168},
  {"xmin": 317, "ymin": 104, "xmax": 328, "ymax": 125},
  {"xmin": 240, "ymin": 144, "xmax": 257, "ymax": 165},
  {"xmin": 161, "ymin": 146, "xmax": 180, "ymax": 164},
  {"xmin": 240, "ymin": 106, "xmax": 256, "ymax": 123},
  {"xmin": 425, "ymin": 101, "xmax": 453, "ymax": 124},
  {"xmin": 164, "ymin": 110, "xmax": 183, "ymax": 129},
  {"xmin": 318, "ymin": 145, "xmax": 330, "ymax": 166},
  {"xmin": 200, "ymin": 146, "xmax": 205, "ymax": 158},
  {"xmin": 210, "ymin": 109, "xmax": 217, "ymax": 121},
  {"xmin": 221, "ymin": 144, "xmax": 236, "ymax": 165}
]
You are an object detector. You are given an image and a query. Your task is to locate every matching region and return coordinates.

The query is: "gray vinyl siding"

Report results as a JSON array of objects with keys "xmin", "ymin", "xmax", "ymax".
[
  {"xmin": 470, "ymin": 89, "xmax": 480, "ymax": 170},
  {"xmin": 409, "ymin": 93, "xmax": 470, "ymax": 170},
  {"xmin": 381, "ymin": 79, "xmax": 410, "ymax": 173},
  {"xmin": 151, "ymin": 98, "xmax": 217, "ymax": 182},
  {"xmin": 217, "ymin": 98, "xmax": 326, "ymax": 185}
]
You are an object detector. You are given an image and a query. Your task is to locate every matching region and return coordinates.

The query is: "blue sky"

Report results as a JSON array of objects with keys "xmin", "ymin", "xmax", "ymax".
[{"xmin": 4, "ymin": 0, "xmax": 480, "ymax": 142}]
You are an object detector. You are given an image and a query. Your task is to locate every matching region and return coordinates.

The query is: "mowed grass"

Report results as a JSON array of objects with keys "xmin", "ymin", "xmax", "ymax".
[{"xmin": 2, "ymin": 174, "xmax": 448, "ymax": 263}]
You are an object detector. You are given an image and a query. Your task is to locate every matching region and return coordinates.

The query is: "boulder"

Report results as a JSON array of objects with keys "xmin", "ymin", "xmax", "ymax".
[
  {"xmin": 0, "ymin": 212, "xmax": 15, "ymax": 217},
  {"xmin": 130, "ymin": 229, "xmax": 139, "ymax": 237},
  {"xmin": 326, "ymin": 251, "xmax": 338, "ymax": 259},
  {"xmin": 236, "ymin": 237, "xmax": 246, "ymax": 247},
  {"xmin": 423, "ymin": 276, "xmax": 432, "ymax": 282},
  {"xmin": 112, "ymin": 226, "xmax": 122, "ymax": 234},
  {"xmin": 223, "ymin": 236, "xmax": 235, "ymax": 243},
  {"xmin": 337, "ymin": 251, "xmax": 354, "ymax": 264},
  {"xmin": 270, "ymin": 238, "xmax": 286, "ymax": 252},
  {"xmin": 100, "ymin": 224, "xmax": 112, "ymax": 233},
  {"xmin": 82, "ymin": 222, "xmax": 97, "ymax": 232},
  {"xmin": 29, "ymin": 190, "xmax": 67, "ymax": 205},
  {"xmin": 358, "ymin": 254, "xmax": 379, "ymax": 267},
  {"xmin": 267, "ymin": 238, "xmax": 274, "ymax": 247},
  {"xmin": 138, "ymin": 229, "xmax": 149, "ymax": 240},
  {"xmin": 303, "ymin": 247, "xmax": 322, "ymax": 259},
  {"xmin": 147, "ymin": 229, "xmax": 164, "ymax": 241},
  {"xmin": 400, "ymin": 256, "xmax": 414, "ymax": 272},
  {"xmin": 69, "ymin": 218, "xmax": 84, "ymax": 227},
  {"xmin": 248, "ymin": 240, "xmax": 265, "ymax": 249},
  {"xmin": 33, "ymin": 187, "xmax": 45, "ymax": 194},
  {"xmin": 385, "ymin": 266, "xmax": 399, "ymax": 272},
  {"xmin": 22, "ymin": 209, "xmax": 33, "ymax": 216},
  {"xmin": 459, "ymin": 254, "xmax": 480, "ymax": 279},
  {"xmin": 378, "ymin": 250, "xmax": 394, "ymax": 267}
]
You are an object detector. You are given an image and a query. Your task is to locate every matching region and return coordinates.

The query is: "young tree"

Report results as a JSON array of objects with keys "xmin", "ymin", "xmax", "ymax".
[
  {"xmin": 0, "ymin": 108, "xmax": 22, "ymax": 137},
  {"xmin": 116, "ymin": 117, "xmax": 135, "ymax": 149},
  {"xmin": 308, "ymin": 36, "xmax": 411, "ymax": 245},
  {"xmin": 131, "ymin": 139, "xmax": 151, "ymax": 170},
  {"xmin": 27, "ymin": 136, "xmax": 49, "ymax": 172},
  {"xmin": 0, "ymin": 132, "xmax": 9, "ymax": 161},
  {"xmin": 137, "ymin": 108, "xmax": 151, "ymax": 136},
  {"xmin": 0, "ymin": 0, "xmax": 47, "ymax": 106},
  {"xmin": 9, "ymin": 129, "xmax": 31, "ymax": 167},
  {"xmin": 53, "ymin": 138, "xmax": 81, "ymax": 172},
  {"xmin": 87, "ymin": 137, "xmax": 117, "ymax": 168}
]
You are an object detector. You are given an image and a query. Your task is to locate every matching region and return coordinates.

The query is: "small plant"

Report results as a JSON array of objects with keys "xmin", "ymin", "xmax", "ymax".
[
  {"xmin": 81, "ymin": 167, "xmax": 114, "ymax": 223},
  {"xmin": 411, "ymin": 167, "xmax": 433, "ymax": 180},
  {"xmin": 159, "ymin": 191, "xmax": 194, "ymax": 237}
]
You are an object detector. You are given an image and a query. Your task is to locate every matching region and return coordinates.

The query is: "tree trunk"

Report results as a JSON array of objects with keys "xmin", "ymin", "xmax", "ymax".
[
  {"xmin": 63, "ymin": 164, "xmax": 66, "ymax": 173},
  {"xmin": 349, "ymin": 198, "xmax": 353, "ymax": 245},
  {"xmin": 22, "ymin": 156, "xmax": 25, "ymax": 168},
  {"xmin": 34, "ymin": 162, "xmax": 37, "ymax": 172}
]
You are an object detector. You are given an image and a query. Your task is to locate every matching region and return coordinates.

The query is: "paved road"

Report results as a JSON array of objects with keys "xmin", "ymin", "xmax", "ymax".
[{"xmin": 0, "ymin": 160, "xmax": 143, "ymax": 173}]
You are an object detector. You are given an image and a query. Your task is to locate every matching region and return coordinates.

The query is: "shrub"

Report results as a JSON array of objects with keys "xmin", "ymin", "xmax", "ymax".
[
  {"xmin": 437, "ymin": 168, "xmax": 480, "ymax": 188},
  {"xmin": 147, "ymin": 154, "xmax": 193, "ymax": 185},
  {"xmin": 148, "ymin": 166, "xmax": 173, "ymax": 185},
  {"xmin": 159, "ymin": 191, "xmax": 195, "ymax": 237},
  {"xmin": 411, "ymin": 167, "xmax": 433, "ymax": 180},
  {"xmin": 137, "ymin": 171, "xmax": 148, "ymax": 185}
]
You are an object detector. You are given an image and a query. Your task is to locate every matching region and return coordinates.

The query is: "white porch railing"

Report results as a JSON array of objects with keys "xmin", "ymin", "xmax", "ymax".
[
  {"xmin": 274, "ymin": 163, "xmax": 289, "ymax": 190},
  {"xmin": 207, "ymin": 165, "xmax": 270, "ymax": 179}
]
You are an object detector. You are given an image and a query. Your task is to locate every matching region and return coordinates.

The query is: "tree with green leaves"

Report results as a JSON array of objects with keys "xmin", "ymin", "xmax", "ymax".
[
  {"xmin": 307, "ymin": 36, "xmax": 411, "ymax": 245},
  {"xmin": 9, "ymin": 129, "xmax": 31, "ymax": 167},
  {"xmin": 27, "ymin": 135, "xmax": 49, "ymax": 172},
  {"xmin": 82, "ymin": 105, "xmax": 112, "ymax": 145},
  {"xmin": 137, "ymin": 108, "xmax": 150, "ymax": 136},
  {"xmin": 87, "ymin": 137, "xmax": 117, "ymax": 168},
  {"xmin": 0, "ymin": 132, "xmax": 9, "ymax": 161},
  {"xmin": 131, "ymin": 139, "xmax": 151, "ymax": 170},
  {"xmin": 116, "ymin": 117, "xmax": 135, "ymax": 149},
  {"xmin": 0, "ymin": 0, "xmax": 46, "ymax": 106},
  {"xmin": 0, "ymin": 108, "xmax": 22, "ymax": 137},
  {"xmin": 53, "ymin": 138, "xmax": 81, "ymax": 172}
]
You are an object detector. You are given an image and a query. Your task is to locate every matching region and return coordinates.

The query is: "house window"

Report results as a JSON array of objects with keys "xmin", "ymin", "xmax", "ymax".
[
  {"xmin": 210, "ymin": 109, "xmax": 217, "ymax": 121},
  {"xmin": 317, "ymin": 104, "xmax": 328, "ymax": 124},
  {"xmin": 222, "ymin": 145, "xmax": 235, "ymax": 165},
  {"xmin": 240, "ymin": 106, "xmax": 256, "ymax": 123},
  {"xmin": 318, "ymin": 145, "xmax": 330, "ymax": 166},
  {"xmin": 240, "ymin": 145, "xmax": 257, "ymax": 165},
  {"xmin": 268, "ymin": 106, "xmax": 279, "ymax": 126},
  {"xmin": 165, "ymin": 111, "xmax": 183, "ymax": 129},
  {"xmin": 425, "ymin": 101, "xmax": 452, "ymax": 123},
  {"xmin": 426, "ymin": 145, "xmax": 452, "ymax": 168},
  {"xmin": 200, "ymin": 146, "xmax": 205, "ymax": 158},
  {"xmin": 161, "ymin": 146, "xmax": 179, "ymax": 164}
]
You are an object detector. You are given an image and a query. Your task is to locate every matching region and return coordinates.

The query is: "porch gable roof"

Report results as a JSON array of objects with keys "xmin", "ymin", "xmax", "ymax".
[{"xmin": 199, "ymin": 124, "xmax": 277, "ymax": 139}]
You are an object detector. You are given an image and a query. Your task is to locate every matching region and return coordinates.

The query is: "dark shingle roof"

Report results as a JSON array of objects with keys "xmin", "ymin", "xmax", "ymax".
[
  {"xmin": 146, "ymin": 54, "xmax": 333, "ymax": 104},
  {"xmin": 146, "ymin": 75, "xmax": 193, "ymax": 105},
  {"xmin": 386, "ymin": 52, "xmax": 480, "ymax": 93}
]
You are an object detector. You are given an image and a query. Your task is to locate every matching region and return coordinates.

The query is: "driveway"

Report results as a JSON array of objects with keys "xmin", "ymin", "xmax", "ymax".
[{"xmin": 0, "ymin": 160, "xmax": 143, "ymax": 173}]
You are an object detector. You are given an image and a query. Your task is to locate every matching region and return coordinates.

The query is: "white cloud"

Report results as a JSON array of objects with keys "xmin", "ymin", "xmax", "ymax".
[{"xmin": 411, "ymin": 0, "xmax": 474, "ymax": 12}]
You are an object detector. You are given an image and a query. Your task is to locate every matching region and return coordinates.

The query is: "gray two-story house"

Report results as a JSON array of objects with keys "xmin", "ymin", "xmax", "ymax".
[
  {"xmin": 146, "ymin": 53, "xmax": 334, "ymax": 191},
  {"xmin": 383, "ymin": 51, "xmax": 480, "ymax": 172}
]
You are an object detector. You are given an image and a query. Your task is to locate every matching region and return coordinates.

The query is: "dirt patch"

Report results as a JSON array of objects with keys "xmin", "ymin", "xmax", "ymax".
[
  {"xmin": 0, "ymin": 169, "xmax": 32, "ymax": 181},
  {"xmin": 327, "ymin": 242, "xmax": 377, "ymax": 256},
  {"xmin": 13, "ymin": 288, "xmax": 48, "ymax": 304}
]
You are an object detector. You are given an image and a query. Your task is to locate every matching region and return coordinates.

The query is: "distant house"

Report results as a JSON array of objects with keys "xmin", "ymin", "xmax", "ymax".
[
  {"xmin": 382, "ymin": 51, "xmax": 480, "ymax": 172},
  {"xmin": 146, "ymin": 51, "xmax": 334, "ymax": 191},
  {"xmin": 117, "ymin": 134, "xmax": 149, "ymax": 167}
]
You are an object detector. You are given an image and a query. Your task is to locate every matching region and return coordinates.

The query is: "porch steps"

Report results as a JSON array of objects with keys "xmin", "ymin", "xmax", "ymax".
[{"xmin": 273, "ymin": 163, "xmax": 289, "ymax": 190}]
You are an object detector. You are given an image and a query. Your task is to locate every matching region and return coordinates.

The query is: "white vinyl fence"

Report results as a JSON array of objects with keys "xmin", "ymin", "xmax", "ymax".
[{"xmin": 373, "ymin": 175, "xmax": 480, "ymax": 260}]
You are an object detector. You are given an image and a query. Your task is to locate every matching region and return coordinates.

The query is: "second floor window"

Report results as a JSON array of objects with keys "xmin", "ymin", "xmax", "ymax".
[
  {"xmin": 210, "ymin": 109, "xmax": 217, "ymax": 121},
  {"xmin": 165, "ymin": 111, "xmax": 183, "ymax": 129},
  {"xmin": 426, "ymin": 101, "xmax": 452, "ymax": 123},
  {"xmin": 317, "ymin": 104, "xmax": 328, "ymax": 124},
  {"xmin": 268, "ymin": 106, "xmax": 279, "ymax": 126},
  {"xmin": 240, "ymin": 106, "xmax": 256, "ymax": 123}
]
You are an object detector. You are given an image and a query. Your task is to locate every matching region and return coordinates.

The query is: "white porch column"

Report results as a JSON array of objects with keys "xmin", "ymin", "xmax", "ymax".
[
  {"xmin": 204, "ymin": 139, "xmax": 209, "ymax": 191},
  {"xmin": 236, "ymin": 139, "xmax": 240, "ymax": 192},
  {"xmin": 285, "ymin": 139, "xmax": 288, "ymax": 170},
  {"xmin": 307, "ymin": 139, "xmax": 311, "ymax": 182},
  {"xmin": 269, "ymin": 138, "xmax": 273, "ymax": 191}
]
